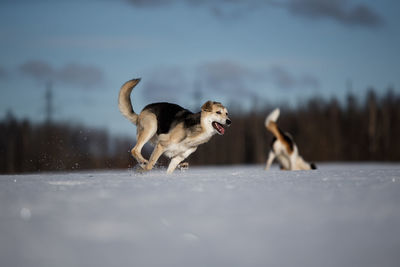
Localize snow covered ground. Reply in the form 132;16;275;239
1;163;400;267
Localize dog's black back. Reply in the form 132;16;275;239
144;102;201;135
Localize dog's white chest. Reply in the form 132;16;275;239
164;143;190;158
163;131;212;158
272;141;291;169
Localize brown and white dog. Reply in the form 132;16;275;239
265;108;316;171
118;78;231;173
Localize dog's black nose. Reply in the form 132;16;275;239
226;119;231;125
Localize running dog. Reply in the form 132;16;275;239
118;78;231;173
264;108;316;171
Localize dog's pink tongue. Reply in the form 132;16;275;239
217;124;225;135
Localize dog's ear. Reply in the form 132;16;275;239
201;101;213;112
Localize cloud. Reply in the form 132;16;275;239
19;61;54;82
197;60;261;98
57;63;104;88
19;60;105;88
126;0;174;8
139;62;264;110
141;66;190;103
198;60;320;94
126;0;261;20
137;62;320;109
140;62;262;105
125;0;383;28
282;0;383;27
268;65;320;90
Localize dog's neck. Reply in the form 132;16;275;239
184;112;215;146
201;111;218;133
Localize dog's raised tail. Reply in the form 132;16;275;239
118;78;141;125
265;108;280;129
265;108;295;155
265;108;282;140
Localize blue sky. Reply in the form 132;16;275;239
1;0;399;136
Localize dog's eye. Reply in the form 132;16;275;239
216;111;221;114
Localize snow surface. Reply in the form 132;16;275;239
1;163;400;267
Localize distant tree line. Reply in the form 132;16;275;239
0;114;133;173
1;89;400;173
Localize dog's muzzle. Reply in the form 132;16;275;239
212;119;231;135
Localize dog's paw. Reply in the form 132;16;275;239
138;160;149;169
132;164;149;173
178;162;189;171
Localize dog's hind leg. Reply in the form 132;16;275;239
131;114;157;168
265;151;276;170
143;143;165;171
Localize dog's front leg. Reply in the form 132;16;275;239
167;147;196;174
167;156;185;174
288;155;296;171
265;151;275;170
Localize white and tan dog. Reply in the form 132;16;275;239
118;78;231;173
265;108;316;171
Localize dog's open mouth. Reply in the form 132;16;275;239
212;121;225;135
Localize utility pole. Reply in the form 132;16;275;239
346;79;353;92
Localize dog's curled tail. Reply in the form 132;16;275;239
118;78;141;125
